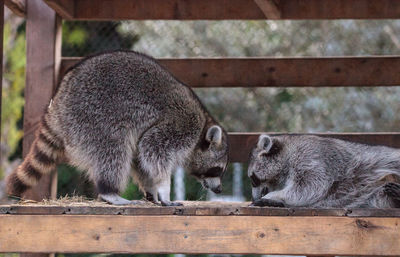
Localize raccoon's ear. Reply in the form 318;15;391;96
257;135;281;157
206;125;222;146
257;134;273;153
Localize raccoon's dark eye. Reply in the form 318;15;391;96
203;167;223;178
250;173;262;187
191;171;204;179
198;139;211;151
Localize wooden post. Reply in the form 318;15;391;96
0;1;3;147
23;0;61;201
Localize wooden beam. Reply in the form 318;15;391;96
228;132;400;162
43;0;74;20
4;0;25;17
254;0;281;19
0;215;400;255
61;56;400;88
46;0;400;20
1;202;400;217
24;0;61;200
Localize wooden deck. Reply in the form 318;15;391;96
1;201;400;255
2;201;400;217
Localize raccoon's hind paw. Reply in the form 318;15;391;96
99;193;133;205
250;198;285;207
161;200;183;207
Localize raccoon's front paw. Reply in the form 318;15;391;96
161;200;183;207
250;198;285;207
99;193;133;205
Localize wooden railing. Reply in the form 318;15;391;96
1;202;400;255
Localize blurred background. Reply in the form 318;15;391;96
1;6;400;257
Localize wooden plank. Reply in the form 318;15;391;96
0;215;399;255
254;0;281;19
23;0;61;200
43;0;74;19
229;132;400;162
61;56;400;88
46;0;400;20
1;202;400;217
4;0;25;17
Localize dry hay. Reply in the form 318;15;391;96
10;195;248;208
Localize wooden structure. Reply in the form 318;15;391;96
1;0;400;255
1;202;400;255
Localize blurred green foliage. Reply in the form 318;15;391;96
62;21;139;56
1;21;25;178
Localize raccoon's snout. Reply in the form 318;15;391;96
203;177;223;194
252;185;268;201
203;179;209;188
212;184;222;194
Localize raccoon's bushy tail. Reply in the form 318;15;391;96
6;116;64;197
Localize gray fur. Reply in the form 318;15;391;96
248;134;400;208
30;51;229;205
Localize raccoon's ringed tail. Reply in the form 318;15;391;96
6;117;64;197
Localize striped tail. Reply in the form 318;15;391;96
6;116;64;197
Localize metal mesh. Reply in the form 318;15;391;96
62;21;139;56
63;20;400;57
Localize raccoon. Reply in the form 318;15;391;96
7;50;229;206
248;134;400;208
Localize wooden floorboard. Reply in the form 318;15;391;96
0;213;399;255
1;203;399;254
1;202;400;217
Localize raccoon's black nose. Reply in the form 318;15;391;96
212;185;222;194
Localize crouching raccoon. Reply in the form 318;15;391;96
7;50;229;206
248;134;400;208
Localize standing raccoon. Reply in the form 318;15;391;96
248;134;400;208
7;50;229;205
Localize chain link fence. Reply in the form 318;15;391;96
63;20;400;57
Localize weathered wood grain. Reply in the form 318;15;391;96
0;215;399;255
61;56;400;87
45;0;400;20
1;202;400;217
23;0;61;201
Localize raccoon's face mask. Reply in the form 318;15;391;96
188;125;229;194
248;134;283;200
